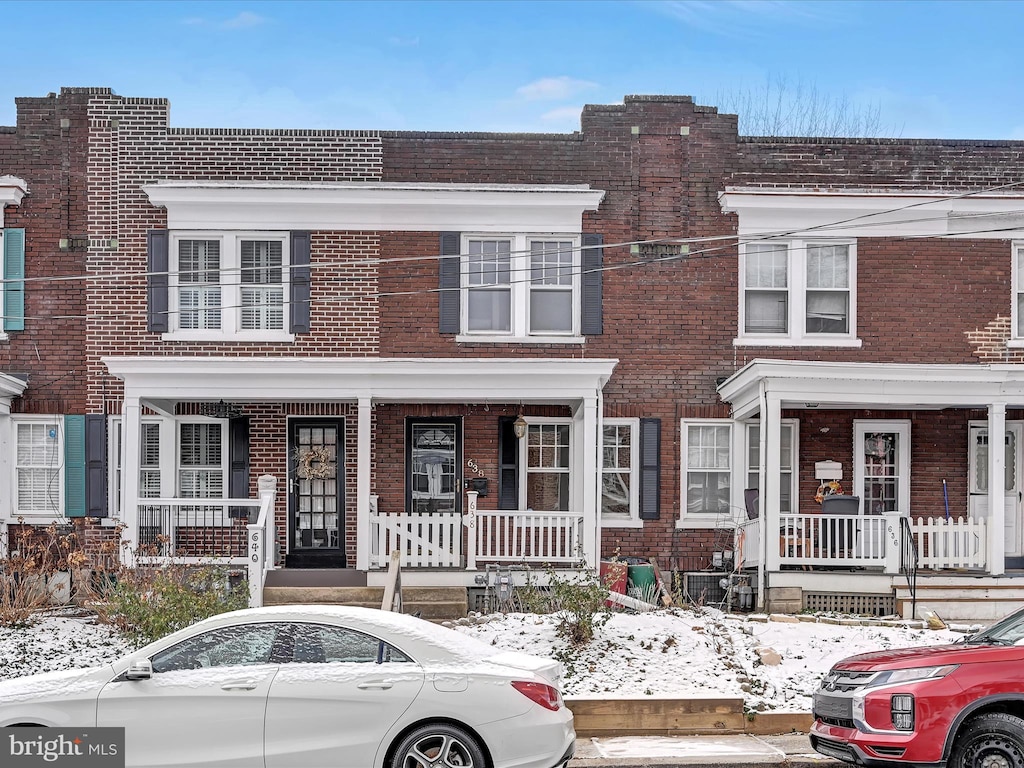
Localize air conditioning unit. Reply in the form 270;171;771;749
682;572;729;607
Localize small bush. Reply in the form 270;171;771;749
0;522;86;627
95;563;248;646
520;568;612;646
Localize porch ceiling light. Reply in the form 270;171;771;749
200;400;243;419
513;414;528;440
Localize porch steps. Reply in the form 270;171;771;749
894;576;1024;623
262;584;469;622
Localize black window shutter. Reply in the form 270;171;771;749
85;414;108;518
497;416;519;509
147;230;169;333
290;231;311;334
639;418;661;520
581;233;603;335
228;417;251;519
439;232;461;334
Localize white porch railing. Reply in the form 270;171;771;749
911;516;988;570
135;499;259;564
246;476;280;608
473;510;584;565
369;510;462;568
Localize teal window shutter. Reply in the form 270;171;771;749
3;228;26;331
64;415;87;517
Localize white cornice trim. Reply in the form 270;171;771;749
718;359;1024;419
0;372;28;413
102;356;618;404
143;182;606;233
0;176;27;228
719;188;1024;239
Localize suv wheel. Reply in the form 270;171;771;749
951;713;1024;768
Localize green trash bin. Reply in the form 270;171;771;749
627;563;656;595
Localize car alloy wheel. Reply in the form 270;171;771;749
392;723;486;768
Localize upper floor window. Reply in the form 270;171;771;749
462;234;580;340
740;240;857;346
1014;242;1024;340
168;232;289;341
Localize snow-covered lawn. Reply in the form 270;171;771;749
0;607;972;713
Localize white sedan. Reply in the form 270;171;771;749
0;605;576;768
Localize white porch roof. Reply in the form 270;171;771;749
102;356;618;412
718;359;1024;419
0;372;28;415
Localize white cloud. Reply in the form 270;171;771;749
222;11;267;29
516;76;598;102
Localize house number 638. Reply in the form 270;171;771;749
466;459;485;477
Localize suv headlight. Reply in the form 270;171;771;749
870;664;958;686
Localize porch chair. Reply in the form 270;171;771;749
821;495;860;557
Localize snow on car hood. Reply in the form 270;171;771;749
0;666;111;703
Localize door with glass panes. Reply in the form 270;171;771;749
288;420;344;567
969;423;1023;560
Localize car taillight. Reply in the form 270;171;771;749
511;680;562;711
891;694;915;731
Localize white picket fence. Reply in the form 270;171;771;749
370;511;462;568
912;516;987;570
474;511;583;563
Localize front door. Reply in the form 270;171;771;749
405;418;462;515
288;419;345;568
969;423;1023;560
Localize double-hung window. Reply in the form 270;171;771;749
745;421;798;514
741;239;857;345
14;418;63;518
681;420;732;526
463;234;579;339
525;421;571;511
169;232;289;340
1013;242;1024;342
602;419;641;526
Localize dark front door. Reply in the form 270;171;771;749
406;418;462;515
288;419;345;568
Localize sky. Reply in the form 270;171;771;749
1;1;1023;140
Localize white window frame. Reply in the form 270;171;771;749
737;238;860;347
854;419;911;517
12;415;64;520
744;419;799;515
601;418;642;528
1010;241;1024;346
166;231;292;342
457;233;584;344
0;229;7;343
520;417;573;513
679;419;734;529
108;415;229;526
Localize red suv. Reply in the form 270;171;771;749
811;608;1024;768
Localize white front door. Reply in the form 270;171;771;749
969;423;1023;558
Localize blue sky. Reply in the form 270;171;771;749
3;0;1023;139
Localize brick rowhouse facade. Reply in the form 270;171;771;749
6;86;1024;599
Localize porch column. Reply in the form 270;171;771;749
355;397;372;571
121;395;142;568
578;394;599;569
763;392;783;572
988;402;1007;576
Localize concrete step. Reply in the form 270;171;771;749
894;580;1024;622
261;584;468;622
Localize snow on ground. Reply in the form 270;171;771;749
0;607;973;713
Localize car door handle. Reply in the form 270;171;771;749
221;680;258;691
357;681;393;690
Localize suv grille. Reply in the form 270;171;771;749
821;669;878;693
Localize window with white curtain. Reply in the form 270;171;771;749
741;239;856;344
170;231;289;340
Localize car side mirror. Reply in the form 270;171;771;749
125;660;153;681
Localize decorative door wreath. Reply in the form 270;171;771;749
294;446;336;480
814;480;845;504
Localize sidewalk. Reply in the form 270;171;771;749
569;732;840;767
